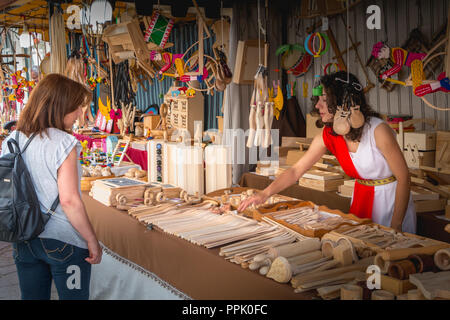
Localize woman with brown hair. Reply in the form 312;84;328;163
1;73;102;300
239;71;416;234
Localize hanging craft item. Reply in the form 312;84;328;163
371;41;450;98
49;9;67;75
323;63;341;75
312;75;323;97
143;11;174;48
302;82;308;98
276;44;313;78
4;68;35;104
304;32;330;58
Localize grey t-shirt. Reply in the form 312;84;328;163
1;128;87;249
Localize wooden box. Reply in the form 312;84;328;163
404;149;435;169
436;131;450;170
299;170;344;192
250;201;370;238
306;113;323;138
411;186;440;201
370;274;416;296
404;131;436;151
286;150;306;166
414;199;446;213
299;177;344;192
142;115;160;131
90;177;149;206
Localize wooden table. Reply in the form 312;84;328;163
82;192;316;300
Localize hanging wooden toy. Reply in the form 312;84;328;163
371;41;450;97
144;11;174;49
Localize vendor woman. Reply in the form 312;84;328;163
238;71;416;233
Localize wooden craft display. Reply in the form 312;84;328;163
250;201;369;238
327;224;448;270
90;177;149;206
163;86;204;138
219;217;309;268
128;202;281;249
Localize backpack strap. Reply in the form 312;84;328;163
46;196;60;216
7;131;37;154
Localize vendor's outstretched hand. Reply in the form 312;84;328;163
237;192;268;212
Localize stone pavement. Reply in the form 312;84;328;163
0;241;58;300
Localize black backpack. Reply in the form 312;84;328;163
0;131;59;242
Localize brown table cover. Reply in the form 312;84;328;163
239;172;450;243
82;192;315;300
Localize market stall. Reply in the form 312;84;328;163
0;0;449;302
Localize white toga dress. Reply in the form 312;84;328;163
348;117;416;233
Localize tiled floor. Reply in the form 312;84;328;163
0;241;58;300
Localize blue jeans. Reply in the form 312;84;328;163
12;238;91;300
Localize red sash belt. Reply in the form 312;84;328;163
322;127;374;219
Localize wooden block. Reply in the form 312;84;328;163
306;114;323;138
143;115;160;130
338;184;354;197
379;274;416;296
404;131;436;151
414;199;446;213
436;131;450;171
344;180;356;187
286;150;306;166
303;170;343;181
299;177;344;192
411;186;440;201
